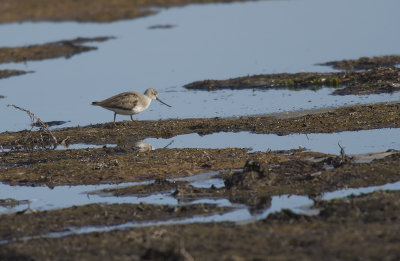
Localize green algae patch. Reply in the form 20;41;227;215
185;66;400;95
1;101;400;148
2;190;400;260
0;37;113;64
0;202;232;242
0;0;256;24
184;72;342;91
319;55;400;71
332;66;400;95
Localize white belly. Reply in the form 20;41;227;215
105;104;149;115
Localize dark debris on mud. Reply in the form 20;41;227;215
225;151;400;195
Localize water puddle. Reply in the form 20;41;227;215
172;171;225;189
57;143;113;150
3;180;400;245
0;171;229;214
0;0;400;131
0;182;177;214
145;128;400;155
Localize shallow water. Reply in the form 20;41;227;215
0;182;177;214
2;179;400;244
46;126;400;156
0;0;399;131
46;127;400;156
0;171;228;214
145;128;400;155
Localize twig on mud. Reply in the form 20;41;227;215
7;104;58;149
163;140;174;149
338;142;350;163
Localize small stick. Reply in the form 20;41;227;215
7;104;58;147
338;142;347;163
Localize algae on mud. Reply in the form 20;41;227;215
1;190;400;260
185;66;400;95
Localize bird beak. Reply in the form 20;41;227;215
156;97;171;107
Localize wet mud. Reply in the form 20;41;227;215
224;150;400;195
148;24;176;30
90;178;189;197
0;198;28;208
1;101;399;147
0;37;113;64
0;203;231;242
0;147;284;186
185;62;400;95
90;150;400;202
1;190;400;260
0;69;30;80
319;55;400;71
0;37;113;83
0;0;254;24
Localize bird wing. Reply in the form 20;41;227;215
96;92;139;110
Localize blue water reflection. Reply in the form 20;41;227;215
0;0;399;132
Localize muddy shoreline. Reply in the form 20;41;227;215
1;101;399;147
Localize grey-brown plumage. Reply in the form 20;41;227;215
92;88;171;126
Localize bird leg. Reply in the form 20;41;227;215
130;115;139;124
113;112;117;127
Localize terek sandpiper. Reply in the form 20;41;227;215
92;88;171;126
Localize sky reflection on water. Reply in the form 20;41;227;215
0;0;399;131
